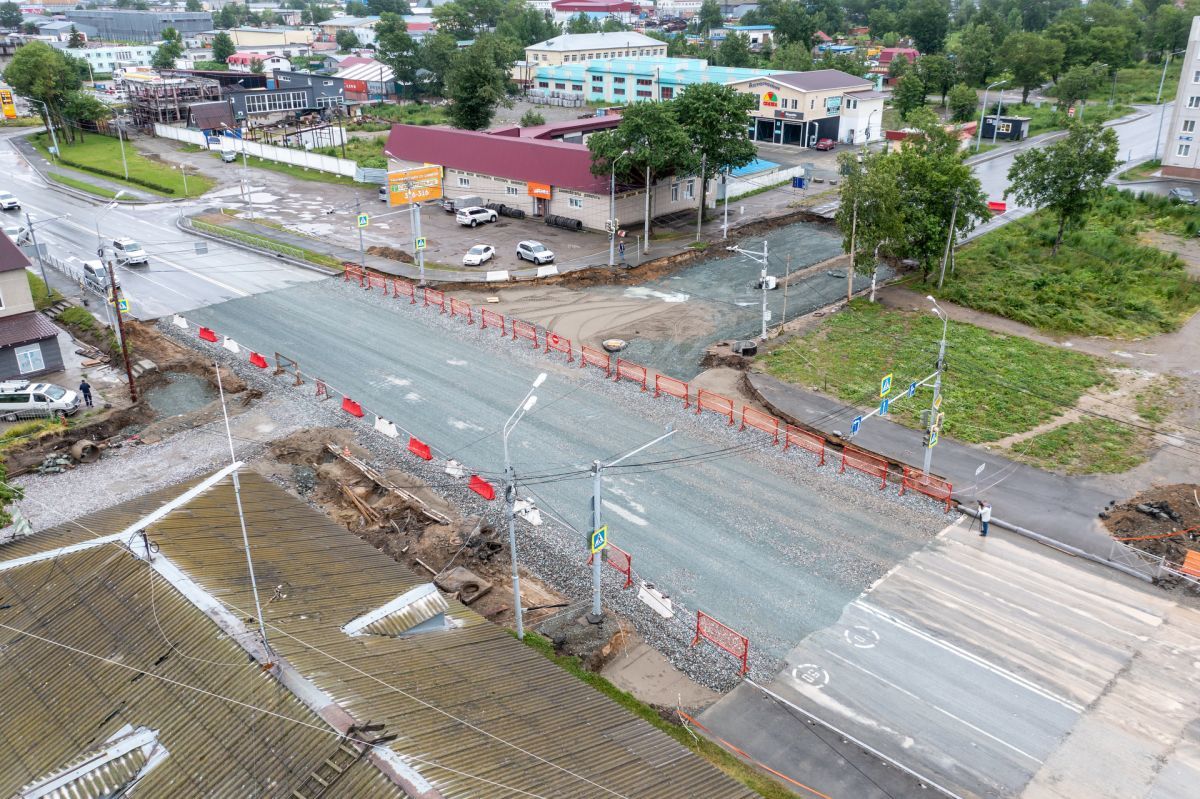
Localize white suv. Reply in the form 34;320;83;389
516;240;555;264
456;206;498;227
112;238;148;266
0;380;81;420
0;192;20;211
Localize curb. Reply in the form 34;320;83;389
175;216;339;277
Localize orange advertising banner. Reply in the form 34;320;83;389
527;181;552;199
387;165;443;206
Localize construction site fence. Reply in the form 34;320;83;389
480;309;506;334
544;332;573;362
580;345;611;376
692;610;750;676
695;389;735;425
449;298;474;324
154;123;361;180
840;447;889;489
899;466;953;512
741;406;780;444
423;287;446;313
588;543;634;589
654;374;689;407
783;424;825;465
614;359;647;391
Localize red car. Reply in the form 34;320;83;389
814;138;836;151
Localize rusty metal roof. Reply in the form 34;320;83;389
0;472;757;798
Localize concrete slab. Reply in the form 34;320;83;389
602;638;721;710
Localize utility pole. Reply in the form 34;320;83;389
694;152;706;243
1154;49;1186;161
102;245;137;403
728;240;770;340
937;193;959;290
355;194;366;270
116;121;129;180
643;163;651;253
588;428;676;624
847;199;857;304
778;253;791;335
25;212;48;288
923;298;948;476
502;373;546;639
608;150;629;267
722;169;730;240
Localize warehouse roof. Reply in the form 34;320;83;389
528;30;660;51
0;469;755;798
730;68;872;92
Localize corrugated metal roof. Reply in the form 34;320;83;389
0;473;756;798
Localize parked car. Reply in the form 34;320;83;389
0;192;20;210
456;206;498;227
516;240;555;264
442;195;484;213
463;244;495;265
111;238;148;266
1168;187;1197;205
81;259;116;293
220;149;238;163
0;380;81;420
813;138;836;151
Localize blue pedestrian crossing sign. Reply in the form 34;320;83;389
357;212;369;228
851;415;862;435
929;428;939;447
590;524;608;554
415;237;427;251
880;398;890;416
907;381;917;398
117;298;129;313
880;373;893;397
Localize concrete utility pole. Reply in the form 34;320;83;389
728;240;770;339
722;169;730;240
778;253;791;335
924;297;948;476
608;150;629;267
694;152;706;243
588;428;676;624
643;162;651;253
94;192;136;402
25;212;49;288
502;372;546;640
937;193;959;290
847;199;858;304
355;194;366;270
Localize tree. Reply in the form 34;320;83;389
0;2;22;28
250;57;265;74
368;0;412;13
211;32;236;63
769;41;813;72
716;32;751;67
743;0;814;46
218;5;236;28
67;25;85;48
3;42;82;141
1006;121;1118;253
519;109;544;127
151;26;183;69
836;151;905;293
374;13;419;98
445;36;514;130
954;23;996;85
1054;64;1102;109
495;6;558;47
698;0;721;32
61;90;110;130
673;83;756;222
346;0;370;14
566;12;597;34
1086;26;1136;72
822;51;870;78
916;53;954;105
902;0;950;54
947;83;978;122
600;16;625;32
1002;32;1057;103
185;0;202;10
335;29;360;51
588;101;696;239
894;72;927;119
0;461;21;529
887;53;910;80
417;31;458;96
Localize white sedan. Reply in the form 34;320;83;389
463;244;495;266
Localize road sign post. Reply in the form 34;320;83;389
357;212;369;228
880;373;893;397
590;524;608;554
851;415;862;435
879;398;890;416
415;236;427;251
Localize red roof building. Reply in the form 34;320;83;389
878;47;920;66
551;0;639;13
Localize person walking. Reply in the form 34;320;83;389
978;500;992;537
78;376;93;408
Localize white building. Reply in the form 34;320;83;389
226;52;292;73
525;31;666;66
1163;16;1200;179
69;44;159;75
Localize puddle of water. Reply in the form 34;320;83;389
142;373;217;418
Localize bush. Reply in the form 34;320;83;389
519;109;545;127
947;83;977;122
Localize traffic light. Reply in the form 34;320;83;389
921;429;931;448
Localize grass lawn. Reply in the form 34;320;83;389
314;135;387;167
1112;62;1178;105
996;101;1133;136
1012;418;1147;474
26;271;61;310
936;188;1200;338
47;172;120;198
519;633;796;799
32;132;214;197
360;102;449;126
762;300;1111;444
1117;158;1162;181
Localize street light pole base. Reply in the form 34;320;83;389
585;612;604;625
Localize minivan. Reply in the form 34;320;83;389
111;238;148;266
81;259;116;293
221;149;238;163
442;195;484;213
0;380;81;420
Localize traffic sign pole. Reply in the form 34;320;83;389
355;196;366;271
589;460;604;623
924;304;949;475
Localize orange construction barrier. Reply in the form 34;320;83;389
783;424;825;465
449;297;474;324
695;389;734;424
740;406;780;444
341;397;364;418
544;331;573;362
248;352;268;369
614;359;647;391
692;610;749;675
407;437;432;461
480;308;506;334
366;273;388;291
840;447;889;489
342;264;364;286
468;475;495;501
1181;551;1200;578
423;287;446;312
899;466;953;512
654;374;689;407
393;279;416;303
588;542;634;589
512;319;539;347
198;327;218;342
580;345;611;376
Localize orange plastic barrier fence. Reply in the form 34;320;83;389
248;352;268;369
783;424;825;465
544;331;573;362
408;437;432;461
1181;551;1200;578
654;374;689;407
899;466;953;512
341;397;364;418
588;542;633;589
449;298;474;324
343;265;364;286
741;406;780;444
198;327;218;342
692;610;750;676
580;345;611;376
512;319;539;347
614;359;647;391
840;447;889;489
695;389;734;424
423;287;446;312
987;200;1007;214
480;309;506;334
366;273;388;292
468;475;495;501
393;279;416;303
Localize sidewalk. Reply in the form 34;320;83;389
747;372;1120;558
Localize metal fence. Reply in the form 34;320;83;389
190;219;310;261
153;123;362;180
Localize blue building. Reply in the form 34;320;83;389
532;56;787;104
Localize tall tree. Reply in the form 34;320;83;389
368;0;412;13
495;6;558;47
742;0;814;46
250;58;265;74
0;1;22;28
374;13;418;98
1004;32;1062;103
1054;64;1101;109
893;72;927;119
588;101;696;240
185;0;203;10
417;31;459;97
887;53;910;80
335;28;360;51
953;23;996;85
769;41;813;71
346;1;370;14
674;83;756;221
67;25;85;48
445;35;514;130
947;83;978;122
566;12;598;34
716;32;751;67
822;51;870;78
698;0;722;32
1006;121;1119;253
916;53;954;105
211;31;236;63
3;42;82;141
836;151;905;295
902;0;950;54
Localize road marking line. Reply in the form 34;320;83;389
822;647;1044;764
855;601;1085;713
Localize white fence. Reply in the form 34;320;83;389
153;123;360;180
720;164;810;202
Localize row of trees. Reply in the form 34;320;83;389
2;41;111;143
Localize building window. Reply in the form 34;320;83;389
555;82;566;89
637;90;651;97
636;78;652;86
1194;70;1200;83
810;98;815;109
458;177;470;187
316;96;343;108
1179;143;1191;157
506;186;518;195
1189;96;1200;108
613;76;625;83
572;84;583;91
613;88;625;95
1184;120;1197;134
997;122;1012;133
15;344;44;375
538;81;549;88
592;75;603;82
569;197;582;208
684;179;695;200
243;90;309;114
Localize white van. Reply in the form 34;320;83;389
0;380;81;420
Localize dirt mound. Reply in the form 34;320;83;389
269;427;362;464
367;245;415;263
1102;483;1200;561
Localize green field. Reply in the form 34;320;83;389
1012;417;1147;474
33;132;214;197
359;102;449;126
993;101;1133;137
314;135;387;168
763;300;1110;444
937;188;1200;338
47;172;120;198
209;149;363;186
1112;62;1179;105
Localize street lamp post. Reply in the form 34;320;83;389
115;119;129;180
588;428;676;623
23;212;70;289
923;297;948;476
608;150;629;267
864;108;879;144
1154;49;1187;162
976;79;1008;152
26;97;60;162
991;85;1004;146
501;372;547;640
728;240;770;339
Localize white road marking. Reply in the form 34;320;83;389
601;499;648;527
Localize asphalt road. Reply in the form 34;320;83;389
2;131;324;319
185;279;950;661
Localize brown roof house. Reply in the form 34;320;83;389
0;233;62;380
0;467;757;798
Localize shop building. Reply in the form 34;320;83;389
532;55;784;103
726;69;884;147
